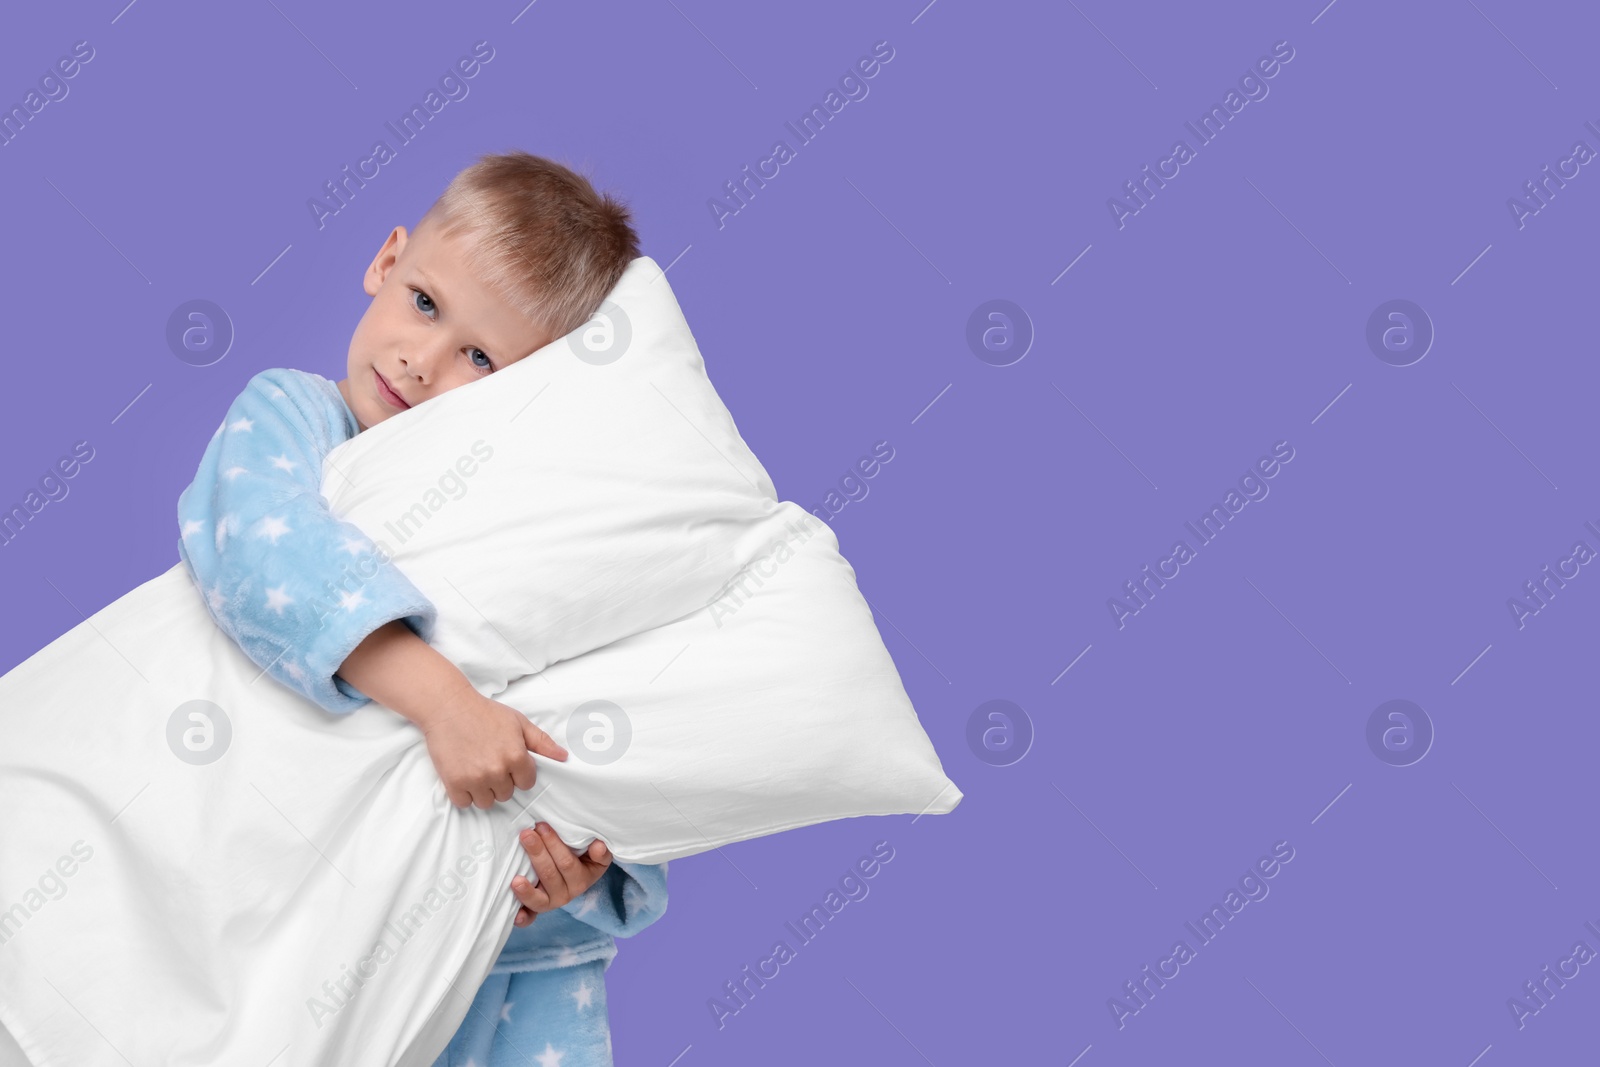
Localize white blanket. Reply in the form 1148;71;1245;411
0;257;960;1065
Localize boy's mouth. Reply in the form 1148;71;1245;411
374;368;411;410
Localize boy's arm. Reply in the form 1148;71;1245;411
176;367;438;715
337;619;569;808
332;618;469;730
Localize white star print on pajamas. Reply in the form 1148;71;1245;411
433;959;615;1067
570;980;594;1011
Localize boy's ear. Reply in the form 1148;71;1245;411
363;226;409;296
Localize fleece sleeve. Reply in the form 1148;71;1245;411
175;367;438;714
561;860;669;937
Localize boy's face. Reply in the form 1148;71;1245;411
339;218;553;432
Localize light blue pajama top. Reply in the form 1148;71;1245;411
175;366;668;978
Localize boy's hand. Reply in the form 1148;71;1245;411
420;690;568;809
336;621;565;807
510;823;613;926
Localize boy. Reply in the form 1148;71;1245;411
176;151;667;1066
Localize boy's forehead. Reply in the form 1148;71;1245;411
408;226;494;307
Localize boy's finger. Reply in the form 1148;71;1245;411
511;874;550;912
539;823;584;884
574;840;612;888
521;827;570;903
511;752;537;792
522;721;569;762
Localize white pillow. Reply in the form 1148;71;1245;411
321;257;961;863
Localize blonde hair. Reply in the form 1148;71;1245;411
422;150;640;343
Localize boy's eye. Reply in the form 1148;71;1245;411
411;288;490;371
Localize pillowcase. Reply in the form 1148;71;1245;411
321;256;961;863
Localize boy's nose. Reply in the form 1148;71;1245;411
400;341;452;382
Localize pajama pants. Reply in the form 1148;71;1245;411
433;959;614;1067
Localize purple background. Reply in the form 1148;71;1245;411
2;0;1596;1063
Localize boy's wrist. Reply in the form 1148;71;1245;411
384;657;478;730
